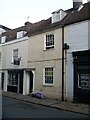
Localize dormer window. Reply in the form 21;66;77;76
52;9;66;24
17;31;26;39
1;36;7;43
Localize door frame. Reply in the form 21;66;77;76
29;70;35;93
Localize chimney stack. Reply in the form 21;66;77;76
73;0;83;10
51;9;66;24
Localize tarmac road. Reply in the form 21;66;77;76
2;96;89;118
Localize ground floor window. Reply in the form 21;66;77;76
78;73;90;90
8;73;18;86
43;67;54;85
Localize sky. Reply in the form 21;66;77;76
0;0;88;29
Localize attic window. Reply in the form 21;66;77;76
17;31;26;39
1;36;7;43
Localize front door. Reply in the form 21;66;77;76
1;73;4;90
73;50;90;104
19;70;23;94
29;71;33;93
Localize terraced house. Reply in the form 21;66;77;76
0;25;11;90
0;0;90;103
64;2;90;104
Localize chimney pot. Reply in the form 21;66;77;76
73;0;83;10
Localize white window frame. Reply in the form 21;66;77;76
17;31;24;39
44;33;54;50
12;49;18;63
1;36;6;43
43;67;54;86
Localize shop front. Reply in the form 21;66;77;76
73;50;90;104
7;70;23;94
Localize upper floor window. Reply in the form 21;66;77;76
17;31;27;39
13;49;18;61
1;36;7;43
12;49;20;65
44;34;54;50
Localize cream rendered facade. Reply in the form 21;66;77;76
0;36;32;94
0;27;66;100
28;28;65;100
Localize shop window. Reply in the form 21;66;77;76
8;73;18;86
78;73;90;90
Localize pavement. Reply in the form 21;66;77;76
2;91;90;116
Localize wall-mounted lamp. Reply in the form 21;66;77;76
63;43;69;50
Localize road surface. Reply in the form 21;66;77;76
2;96;89;118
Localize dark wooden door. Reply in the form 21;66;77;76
1;73;4;90
29;71;33;93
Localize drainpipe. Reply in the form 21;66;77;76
62;26;64;101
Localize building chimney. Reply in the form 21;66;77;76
87;0;90;2
24;21;33;26
73;0;83;10
51;9;66;24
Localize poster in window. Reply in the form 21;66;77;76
78;74;90;90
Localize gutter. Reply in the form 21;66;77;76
61;26;69;101
62;26;64;101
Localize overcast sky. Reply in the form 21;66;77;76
0;0;87;29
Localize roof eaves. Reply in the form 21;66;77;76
0;25;11;30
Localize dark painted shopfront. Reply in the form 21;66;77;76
7;70;23;94
73;50;90;104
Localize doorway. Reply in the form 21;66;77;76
1;73;4;90
29;71;33;93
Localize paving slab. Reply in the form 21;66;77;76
51;102;90;115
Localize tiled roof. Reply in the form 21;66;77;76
27;2;90;36
0;2;89;43
0;25;11;31
63;2;90;26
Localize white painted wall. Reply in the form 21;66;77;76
1;37;28;69
65;20;89;101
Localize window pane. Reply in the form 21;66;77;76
78;73;90;90
13;49;18;61
46;34;54;49
8;73;18;86
45;67;53;84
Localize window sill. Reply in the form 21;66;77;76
43;84;54;87
43;48;55;51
